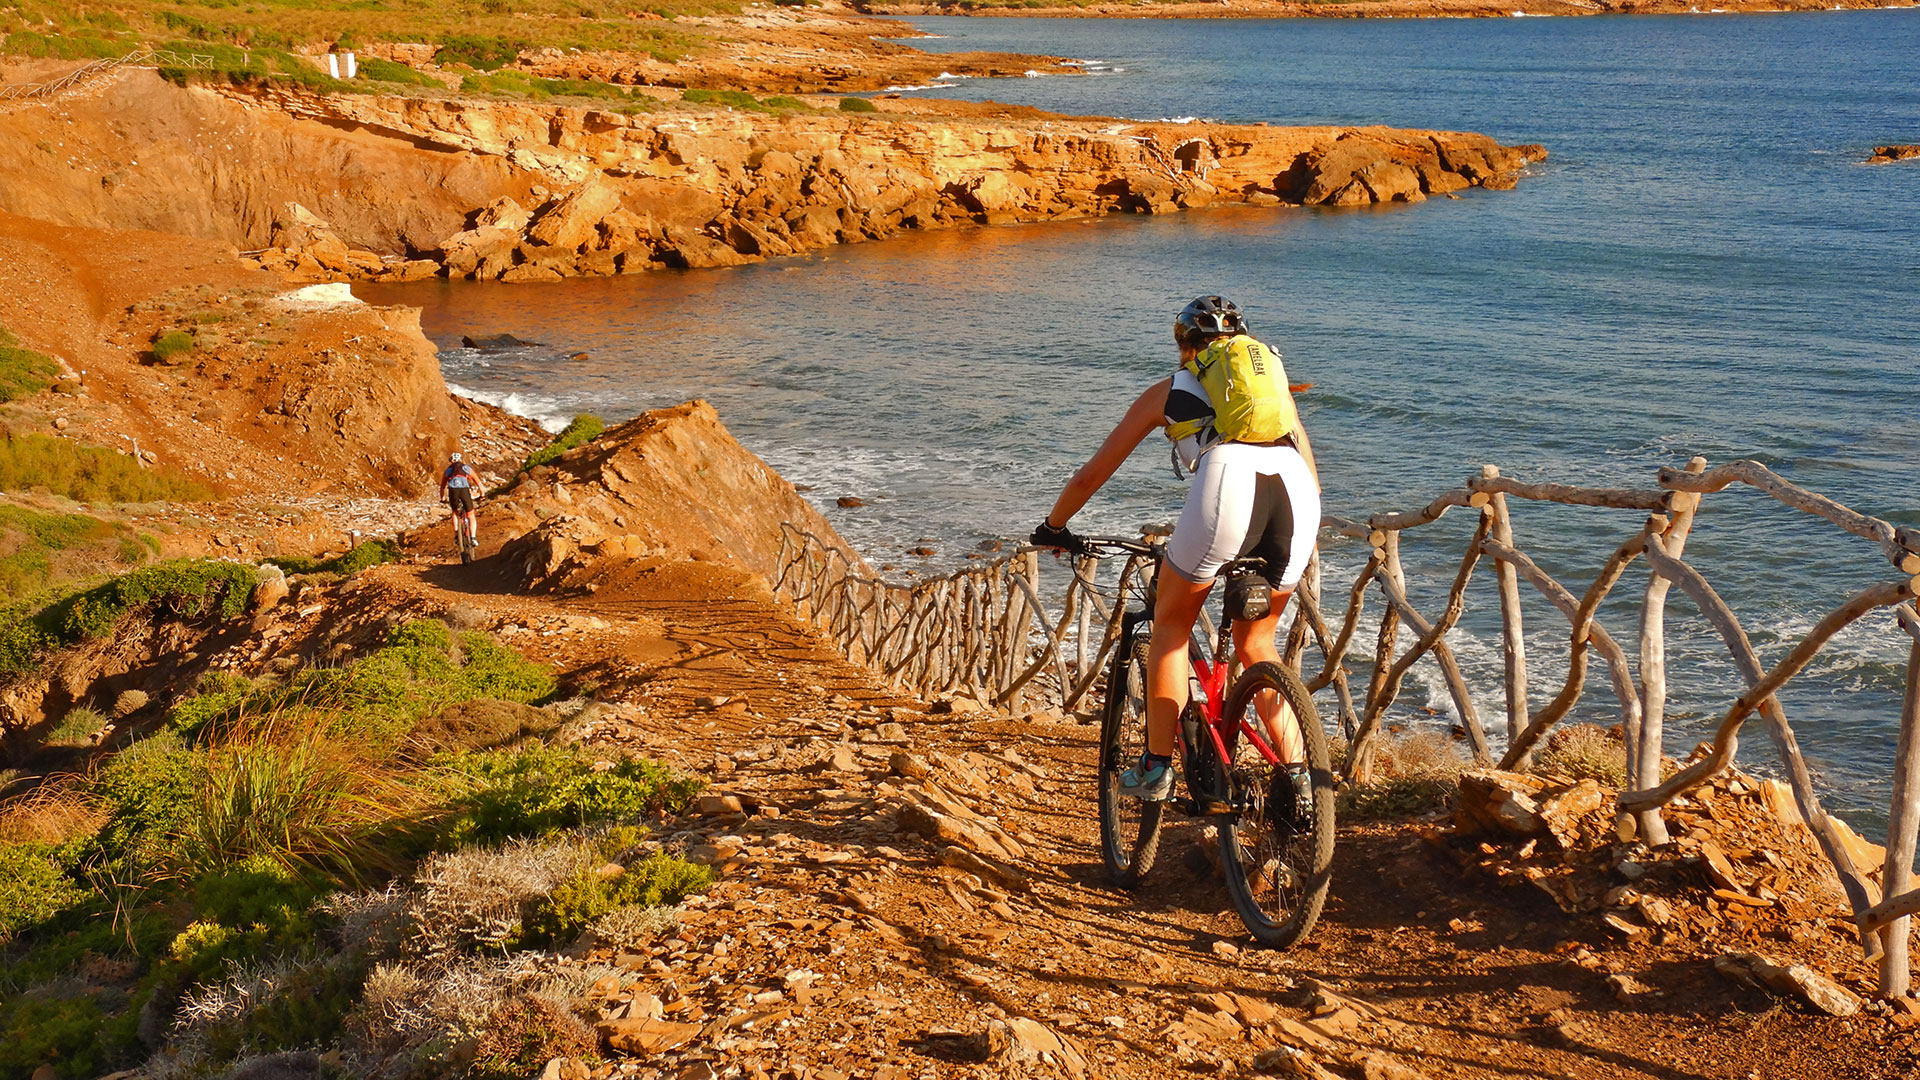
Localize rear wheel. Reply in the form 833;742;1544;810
457;517;475;564
1098;624;1164;889
1217;660;1335;948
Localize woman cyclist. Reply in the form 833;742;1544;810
1032;296;1321;800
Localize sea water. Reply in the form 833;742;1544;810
358;11;1920;827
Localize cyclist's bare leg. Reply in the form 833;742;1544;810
1232;587;1303;764
1145;562;1214;758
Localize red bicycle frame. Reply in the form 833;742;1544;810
1182;622;1286;781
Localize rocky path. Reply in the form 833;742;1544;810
310;551;1908;1080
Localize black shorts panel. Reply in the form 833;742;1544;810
1238;472;1296;590
448;487;475;514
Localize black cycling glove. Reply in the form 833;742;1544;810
1030;520;1085;554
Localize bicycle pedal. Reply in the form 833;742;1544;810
1197;799;1234;816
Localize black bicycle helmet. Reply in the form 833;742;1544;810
1173;295;1248;348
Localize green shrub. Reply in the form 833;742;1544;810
0;993;140;1080
164;671;255;738
518;849;713;946
521;414;605;472
167;620;555;748
0;558;255;675
39;558;256;642
88;732;205;871
356;56;440;87
0;843;90;943
0;506;147;602
839;96;878;113
150;330;195;363
0;328;58;403
42;707;107;747
435;34;524;70
437;743;702;848
267;538;400;576
0;432;215;502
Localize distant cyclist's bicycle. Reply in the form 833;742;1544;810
1080;536;1336;948
453;509;479;565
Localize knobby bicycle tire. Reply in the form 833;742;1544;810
1216;660;1335;948
1098;624;1164;889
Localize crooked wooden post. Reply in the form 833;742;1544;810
1882;605;1920;997
1483;464;1531;763
1633;455;1707;844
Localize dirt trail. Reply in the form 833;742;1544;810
311;543;1911;1080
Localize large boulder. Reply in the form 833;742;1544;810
525;179;624;251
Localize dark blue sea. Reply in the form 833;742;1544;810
361;11;1920;827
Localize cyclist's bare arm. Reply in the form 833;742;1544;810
1045;377;1170;527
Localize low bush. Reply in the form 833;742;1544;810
150;329;195;363
435;34;525;71
839;95;878;113
472;994;597;1080
0;558;256;675
521;413;605;472
437;744;702;848
356;56;439;87
42;706;107;748
0;432;215;503
0;843;90;943
0;328;58;403
461;70;631;100
0;506;147;603
519;849;713;947
267;538;400;576
682;87;808;114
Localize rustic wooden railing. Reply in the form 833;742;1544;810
774;458;1920;996
0;50;214;103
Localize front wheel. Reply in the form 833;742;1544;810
1217;660;1335;948
1097;624;1164;889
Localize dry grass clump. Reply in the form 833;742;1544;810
1338;729;1472;821
0;776;105;844
405;839;590;962
1534;723;1628;786
586;902;680;952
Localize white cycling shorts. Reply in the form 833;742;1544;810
1165;442;1320;590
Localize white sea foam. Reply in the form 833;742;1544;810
882;83;955;92
445;382;570;433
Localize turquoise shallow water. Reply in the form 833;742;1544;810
360;11;1920;826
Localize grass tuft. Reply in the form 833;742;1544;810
0;328;59;403
266;538;400;576
521;413;605;473
1533;723;1628;786
838;95;877;113
0;432;215;502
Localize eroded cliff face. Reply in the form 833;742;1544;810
246;86;1543;281
0;69;1541;286
462;401;865;591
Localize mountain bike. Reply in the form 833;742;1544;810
453;509;479;565
1080;536;1336;948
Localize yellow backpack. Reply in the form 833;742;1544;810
1167;335;1298;445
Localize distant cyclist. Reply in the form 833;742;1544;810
1032;296;1321;801
438;452;481;549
